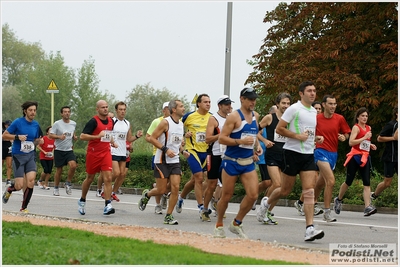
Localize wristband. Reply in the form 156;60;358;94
15;135;18;140
161;146;169;153
135;134;140;139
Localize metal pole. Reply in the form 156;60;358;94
224;2;233;96
51;93;54;125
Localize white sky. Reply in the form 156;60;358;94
2;1;280;114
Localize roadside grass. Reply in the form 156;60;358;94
2;221;302;265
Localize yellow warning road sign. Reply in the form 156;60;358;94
191;93;198;104
46;79;59;93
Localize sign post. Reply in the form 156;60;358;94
191;93;198;112
46;79;59;124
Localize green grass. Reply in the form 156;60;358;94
2;221;299;265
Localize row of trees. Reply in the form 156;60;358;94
2;24;189;149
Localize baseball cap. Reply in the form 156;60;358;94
217;95;234;105
162;102;169;109
240;87;259;99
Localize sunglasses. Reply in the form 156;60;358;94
241;87;255;95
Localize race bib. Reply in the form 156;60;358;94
196;132;206;143
171;133;183;144
219;144;227;154
274;129;287;143
239;133;256;150
304;126;315;141
20;141;34;153
45;152;53;158
360;140;371;152
126;150;130;158
8;146;12;153
101;130;112;142
63;132;73;139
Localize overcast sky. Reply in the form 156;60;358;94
2;1;280;113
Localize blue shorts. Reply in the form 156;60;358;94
221;159;255;176
187;151;207;174
13;153;37;178
314;148;338;170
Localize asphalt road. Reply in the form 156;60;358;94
2;182;398;252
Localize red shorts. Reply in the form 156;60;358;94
86;150;112;174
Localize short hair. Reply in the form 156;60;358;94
275;92;292;105
60;106;70;113
312;101;321;107
114;101;126;110
169;100;181;113
354;107;368;125
298;81;315;93
21;101;38;116
321;95;334;103
196;94;209;108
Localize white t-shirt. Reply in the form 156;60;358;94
51;119;77;151
111;118;130;157
280;100;316;154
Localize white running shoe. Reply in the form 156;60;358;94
228;221;248;239
304;226;324;241
256;197;269;222
213;226;226;238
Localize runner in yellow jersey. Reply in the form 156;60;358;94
176;94;211;217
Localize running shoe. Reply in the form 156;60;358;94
96;190;102;197
323;209;337;222
201;209;211;222
53;188;60;196
228;221;248;239
2;190;11;204
213;226;226;238
155;204;162;214
370;192;376;203
43;185;50;190
364;205;377;216
20;208;29;213
175;195;184;213
5;180;11;187
111;193;120;202
164;214;178;225
314;205;324;216
160;194;168;210
333;197;342;214
256;197;269;222
103;203;115;215
117;188;123;195
252;200;257;210
65;183;72;195
294;200;304;216
37;180;44;189
304;226;324;241
138;189;149;211
78;199;86;215
263;210;278;225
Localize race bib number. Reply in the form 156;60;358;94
171;133;183;144
304;126;315;141
196;132;206;143
45;152;53;158
101;130;112;142
274;129;287;143
20;141;34;153
116;132;127;141
63;132;73;139
239;133;256;149
360;140;371;152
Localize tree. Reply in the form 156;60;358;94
2;23;45;86
246;2;398;128
2;85;22;121
125;83;189;132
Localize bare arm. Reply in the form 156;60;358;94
205;116;219;144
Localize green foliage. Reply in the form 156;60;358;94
2;221;286;265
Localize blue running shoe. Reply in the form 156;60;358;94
78;199;86;215
103;203;115;215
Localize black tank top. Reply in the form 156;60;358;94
266;113;284;153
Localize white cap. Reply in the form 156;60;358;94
217;95;234;105
162;102;169;109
